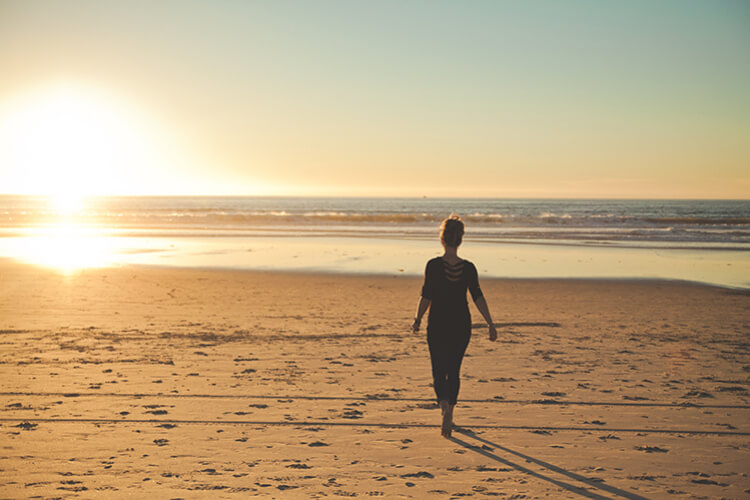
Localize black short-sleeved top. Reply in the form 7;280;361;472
421;257;483;332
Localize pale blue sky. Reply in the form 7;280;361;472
1;0;748;197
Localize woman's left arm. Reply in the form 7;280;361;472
473;295;498;341
469;264;497;341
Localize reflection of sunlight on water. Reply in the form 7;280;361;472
1;224;748;288
7;223;120;273
1;195;142;273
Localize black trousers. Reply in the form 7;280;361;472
427;327;471;405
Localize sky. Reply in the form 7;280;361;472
0;0;748;199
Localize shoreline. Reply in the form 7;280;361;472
2;222;748;288
130;261;750;292
3;256;749;292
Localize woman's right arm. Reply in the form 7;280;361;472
413;260;434;333
412;296;431;333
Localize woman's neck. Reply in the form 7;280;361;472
442;246;459;259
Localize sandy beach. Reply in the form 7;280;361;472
3;0;749;497
0;259;749;498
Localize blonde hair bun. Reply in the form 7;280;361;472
440;214;464;247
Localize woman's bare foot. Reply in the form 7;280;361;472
441;404;454;438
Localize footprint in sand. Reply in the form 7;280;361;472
684;390;715;398
307;441;330;447
342;409;364;419
634;445;668;453
286;463;312;469
401;471;434;479
599;434;620;441
691;478;726;486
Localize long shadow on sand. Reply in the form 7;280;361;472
451;427;649;500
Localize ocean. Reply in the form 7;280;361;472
1;195;748;287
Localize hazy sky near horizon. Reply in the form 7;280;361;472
0;0;748;198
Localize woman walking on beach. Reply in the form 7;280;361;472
412;215;497;438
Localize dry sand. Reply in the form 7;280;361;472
0;260;749;498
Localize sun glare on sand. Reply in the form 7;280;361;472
10;193;120;273
13;224;120;273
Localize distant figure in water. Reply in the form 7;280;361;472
412;215;497;438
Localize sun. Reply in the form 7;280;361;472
0;80;280;198
0;81;178;199
52;192;84;215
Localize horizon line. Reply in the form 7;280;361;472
0;193;748;202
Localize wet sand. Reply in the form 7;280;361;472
0;260;748;498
